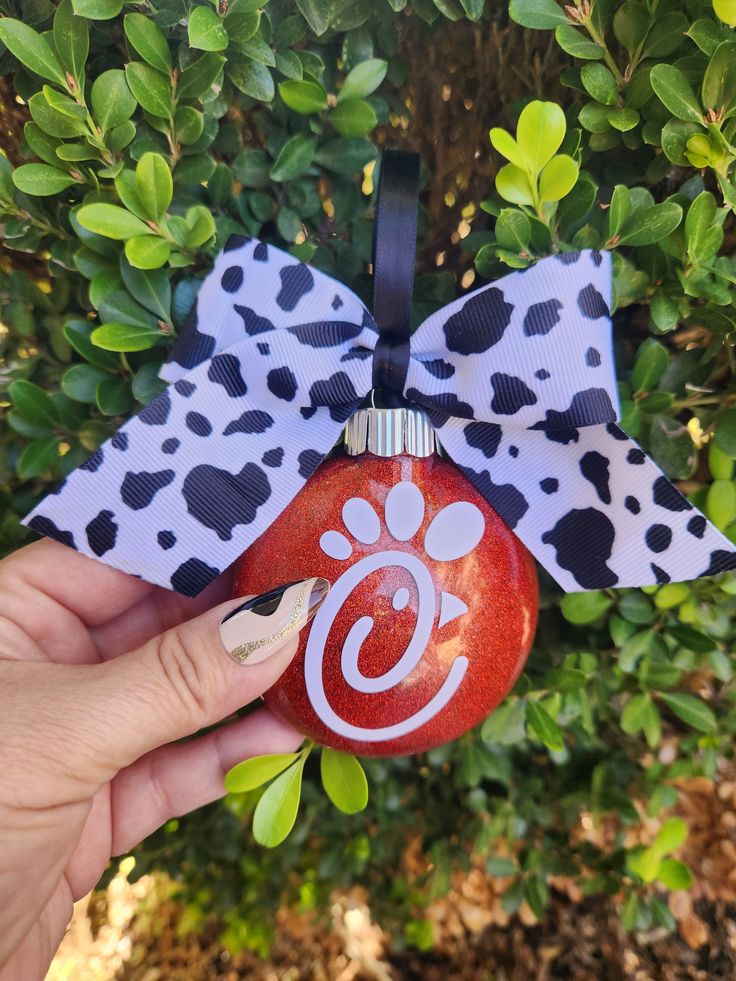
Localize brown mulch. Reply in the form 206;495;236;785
47;766;736;981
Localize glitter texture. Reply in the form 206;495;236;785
233;452;538;757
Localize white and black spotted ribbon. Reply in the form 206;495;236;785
24;238;736;595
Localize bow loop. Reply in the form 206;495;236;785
405;249;619;431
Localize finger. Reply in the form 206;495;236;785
16;578;327;790
88;568;233;661
1;539;153;627
109;706;302;856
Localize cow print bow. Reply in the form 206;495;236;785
24;237;736;596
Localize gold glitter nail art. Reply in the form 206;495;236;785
229;582;307;664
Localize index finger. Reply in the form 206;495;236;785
1;538;154;627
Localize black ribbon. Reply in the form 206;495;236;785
370;149;421;402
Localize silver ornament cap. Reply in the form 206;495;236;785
344;407;437;458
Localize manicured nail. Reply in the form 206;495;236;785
219;577;329;665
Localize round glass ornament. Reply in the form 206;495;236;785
233;407;538;757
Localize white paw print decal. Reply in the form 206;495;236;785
305;481;486;743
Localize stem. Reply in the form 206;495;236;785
584;20;626;86
10;207;68;240
671;394;736;410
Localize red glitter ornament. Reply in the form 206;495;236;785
233;407;538;757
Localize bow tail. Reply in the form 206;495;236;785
436;417;736;592
23;336;370;595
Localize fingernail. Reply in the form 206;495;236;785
219;577;329;665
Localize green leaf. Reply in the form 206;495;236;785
183;204;216;247
224;8;261;44
489;128;526;169
252;755;306;847
643;12;688;58
63;318;118;368
686;191;723;265
554;23;603;59
42;84;87;122
135;152;172;221
526;701;564;752
107;120;136;153
314;136;376;175
618;629;656;672
495;209;531;252
0;19;67;87
20;125;57;175
270;134;317;181
654;817;687;856
543;667;586;692
224;753;301;792
178;53;225;101
702;41;736;118
131;362;166;404
125;62;171;119
481;699;527;744
613;1;649;52
632;339;668;393
98;290;157;329
608;184;630;239
188;6;229;52
650;64;703;123
509;0;567;29
228;56;274;101
124;13;172;74
517;100;566;178
9;380;59;428
91;69;136;132
659;692;717;732
62;363;111;403
17;436;60;479
523;877;548;919
12;163;78;196
78;203;153;240
125;235;171;269
561;590;612;625
706;479;736;530
91;322;161;351
716;409;736;456
173;106;204;145
578;100;612;134
496;162;534;206
714;0;736;27
626;845;660;884
96;376;134;416
607;107;639;132
617;202;682;246
581;63;617;106
687;18;732;56
279;79;327;113
72;0;123;17
621;692;654;734
296;0;333;35
657;858;693;891
53;0;89;83
320;748;369;814
120;261;170;321
330;98;377;136
338;58;387;102
538;154;578;202
486;856;517;876
649;415;694;480
114;169;147;220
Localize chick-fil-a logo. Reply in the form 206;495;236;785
304;480;485;743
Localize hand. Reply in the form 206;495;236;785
0;540;323;979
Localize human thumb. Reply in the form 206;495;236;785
21;577;328;787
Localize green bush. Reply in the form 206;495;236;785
2;0;736;954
